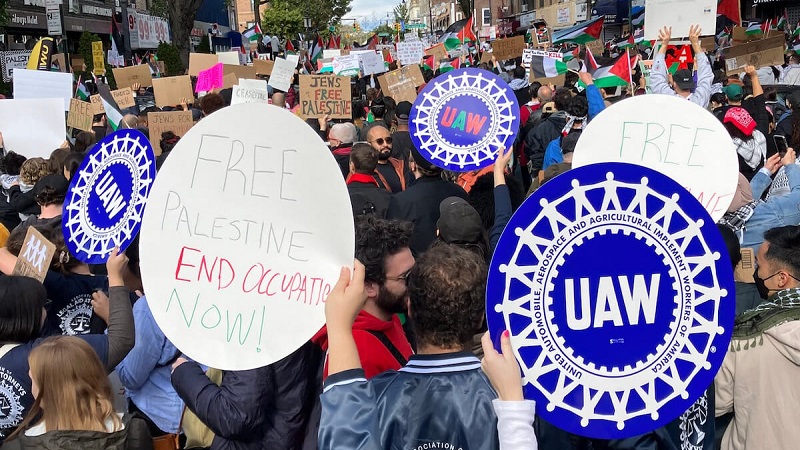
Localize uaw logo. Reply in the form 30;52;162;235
0;367;26;432
58;296;94;335
62;129;156;264
486;162;735;438
410;68;519;172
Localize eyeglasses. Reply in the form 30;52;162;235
385;269;411;282
371;137;393;146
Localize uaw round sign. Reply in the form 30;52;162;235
63;129;156;264
486;162;735;439
410;68;519;172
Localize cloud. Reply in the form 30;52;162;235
347;0;396;27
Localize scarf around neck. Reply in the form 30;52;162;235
730;287;800;352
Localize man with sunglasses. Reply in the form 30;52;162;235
715;225;800;450
368;126;413;194
312;216;414;380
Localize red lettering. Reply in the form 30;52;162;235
175;247;201;282
242;263;264;293
218;258;236;290
465;113;487;135
440;106;457;127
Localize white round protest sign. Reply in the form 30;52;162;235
572;95;738;221
140;103;354;370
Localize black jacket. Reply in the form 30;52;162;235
171;342;320;450
2;413;152;450
525;112;567;173
348;180;392;217
386;176;469;255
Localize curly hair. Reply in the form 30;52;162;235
20;158;51;185
354;216;413;285
408;244;487;349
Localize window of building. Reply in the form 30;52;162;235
482;8;491;26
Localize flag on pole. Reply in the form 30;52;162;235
285;39;296;53
76;77;90;101
745;21;765;36
778;10;788;30
590;51;637;88
310;36;324;63
440;16;477;50
100;97;124;131
529;54;569;79
717;0;741;25
552;17;604;44
242;23;262;41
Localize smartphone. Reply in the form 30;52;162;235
774;135;789;157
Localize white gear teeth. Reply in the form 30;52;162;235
497;168;729;434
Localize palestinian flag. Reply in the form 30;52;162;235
584;46;598;72
327;35;340;49
778;10;788;30
422;55;434;71
310;36;324;63
552;17;604;45
717;0;741;25
633;29;652;47
794;22;800;38
285;39;296;54
530;54;568;79
440;16;477;50
100;97;124;130
617;35;635;50
242;23;262;41
561;46;579;62
591;51;636;89
76;76;89;101
745;21;764;36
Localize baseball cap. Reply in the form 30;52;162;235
723;84;743;101
723;107;757;136
33;174;69;198
437;197;484;244
395;101;412;121
673;69;695;90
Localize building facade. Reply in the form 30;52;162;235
236;0;256;31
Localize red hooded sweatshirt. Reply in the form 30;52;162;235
312;310;413;380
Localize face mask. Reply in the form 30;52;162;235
753;267;779;300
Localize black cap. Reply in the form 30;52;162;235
33;174;69;198
673;69;695;90
410;146;437;172
437;197;483;243
396;101;412;120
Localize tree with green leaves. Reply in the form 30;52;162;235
148;0;204;70
393;3;409;24
156;42;184;76
0;0;9;26
261;0;305;37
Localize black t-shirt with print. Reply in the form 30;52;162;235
0;338;109;442
43;271;108;336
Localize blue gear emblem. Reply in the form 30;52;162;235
486;162;735;439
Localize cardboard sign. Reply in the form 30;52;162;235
425;44;448;68
139;103;355;370
487;161;735;439
267;57;295;92
152;75;194;107
644;0;716;41
572;95;738;221
63;129;156;264
254;59;274;75
112;87;136;109
68;98;93;132
480;51;493;64
492;36;526;61
397;40;426;66
735;248;755;284
147;111;194;155
378;65;425;104
222;73;239;90
410;68;519;172
189;53;220;77
217;51;241;65
231;85;269;105
90;94;105;115
12;227;56;283
0;98;65;158
13;69;73;111
299;75;352;119
732;27;779;43
723;35;785;75
223;64;258;85
0;50;31;82
333;54;360;77
112;65;153;89
360;51;386;76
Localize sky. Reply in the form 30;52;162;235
347;0;399;29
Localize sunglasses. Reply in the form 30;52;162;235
371;137;393;146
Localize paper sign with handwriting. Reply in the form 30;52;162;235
397;41;426;66
196;63;223;92
572;95;738;221
147;111;194;156
231;85;269;105
299;75;352;119
333;54;360;77
0;98;65;158
139;103;355;370
359;51;386;76
267;57;295;92
491;36;526;61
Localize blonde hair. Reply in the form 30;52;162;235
19;158;52;186
9;336;120;439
